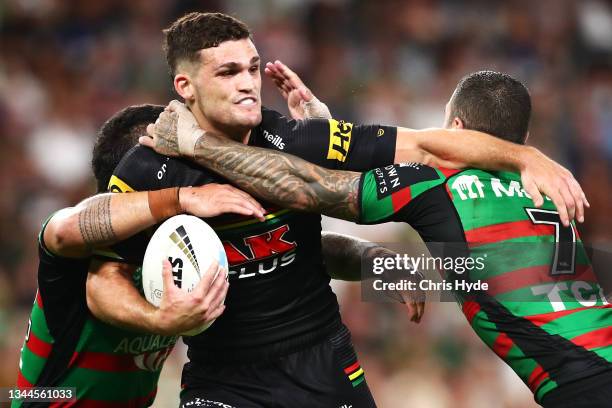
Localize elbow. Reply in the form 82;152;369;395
43;219;73;254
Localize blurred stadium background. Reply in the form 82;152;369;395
1;0;611;407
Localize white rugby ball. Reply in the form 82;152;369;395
142;214;228;336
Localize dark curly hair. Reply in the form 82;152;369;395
92;104;164;192
163;12;251;76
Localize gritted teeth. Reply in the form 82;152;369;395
237;97;257;105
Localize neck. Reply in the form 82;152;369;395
190;103;251;144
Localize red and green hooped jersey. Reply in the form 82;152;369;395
14;226;177;407
359;164;611;403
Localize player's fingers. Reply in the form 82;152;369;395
194;260;220;297
271;79;289;99
416;302;425;323
566;176;585;223
207;304;226;321
139;135;154;148
161;259;177;294
549;190;570;227
146;123;157;138
229;199;265;221
275;60;304;88
220;192;263;213
221;202;264;221
224;199;265;221
559;183;576;225
299;87;313;102
202;268;228;307
224;188;266;215
274;77;292;94
522;176;544;207
168;99;184;112
265;64;289;89
405;302;418;322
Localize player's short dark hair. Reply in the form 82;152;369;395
163;12;251;76
448;71;531;144
92;104;164;192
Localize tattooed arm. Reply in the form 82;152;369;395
195;133;361;221
43;184;265;258
142;106;361;220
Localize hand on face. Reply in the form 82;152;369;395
140;100;203;157
265;60;331;120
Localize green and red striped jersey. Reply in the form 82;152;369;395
13;224;177;407
359;164;611;403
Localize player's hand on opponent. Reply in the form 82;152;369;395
265;60;332;120
374;248;425;323
519;146;589;226
154;259;228;336
179;184;266;221
141;100;202;157
389;271;426;324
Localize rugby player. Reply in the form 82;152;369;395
17;104;397;406
92;12;589;407
145;71;609;408
13;105;238;407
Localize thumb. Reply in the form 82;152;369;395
146;123;156;137
168;99;184;112
139;135;154;147
299;87;313;102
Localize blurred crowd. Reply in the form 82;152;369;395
1;0;611;407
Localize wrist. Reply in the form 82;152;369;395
178;187;193;215
179;128;205;157
148;187;182;222
514;145;537;172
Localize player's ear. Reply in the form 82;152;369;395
174;73;195;102
452;117;464;129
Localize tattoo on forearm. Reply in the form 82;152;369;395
78;195;116;246
193;136;360;220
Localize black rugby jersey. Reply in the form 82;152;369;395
105;107;397;362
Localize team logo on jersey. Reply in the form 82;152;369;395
262;129;285;150
451;175;485;200
133;347;173;372
222;224;297;279
327;119;353;162
107;175;134;193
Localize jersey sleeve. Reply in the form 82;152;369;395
96;145;217;264
257;108;397;171
358;163;449;225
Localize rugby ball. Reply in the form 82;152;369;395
142;214;228;336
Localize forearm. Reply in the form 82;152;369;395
44;188;181;258
191;133;361;221
395;127;526;170
86;261;160;334
322;232;380;281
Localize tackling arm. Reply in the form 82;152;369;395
43;185;265;258
191;131;361;221
86;259;228;336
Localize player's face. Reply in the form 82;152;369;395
192;39;262;137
